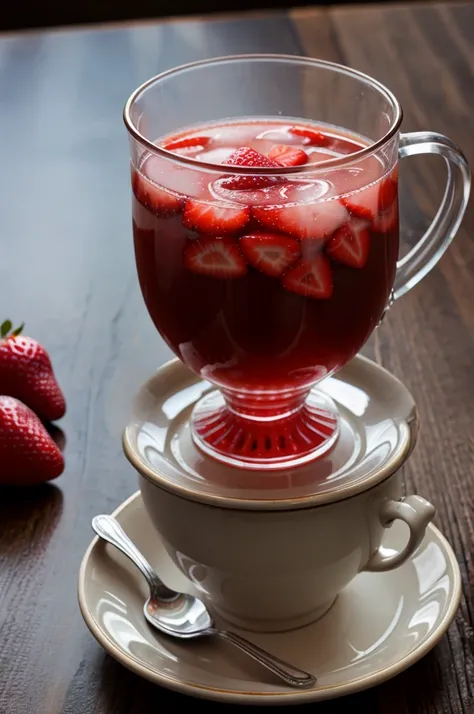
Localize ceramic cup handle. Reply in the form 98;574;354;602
365;495;436;572
392;132;470;301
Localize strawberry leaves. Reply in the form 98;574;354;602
1;320;24;338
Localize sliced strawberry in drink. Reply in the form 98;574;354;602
378;175;398;212
327;219;371;269
224;146;281;170
288;127;331;147
372;201;398;233
163;135;211;151
267;144;308;167
132;168;183;217
134;152;212;215
282;255;333;299
221;146;281;191
253;198;349;241
342;168;398;220
239;233;300;278
341;184;380;220
372;168;399;234
183;200;250;234
183;235;247;278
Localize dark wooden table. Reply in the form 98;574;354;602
0;3;473;712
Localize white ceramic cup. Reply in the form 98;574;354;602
139;470;435;632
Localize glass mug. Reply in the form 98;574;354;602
124;55;470;471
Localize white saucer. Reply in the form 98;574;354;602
123;355;419;509
78;491;461;705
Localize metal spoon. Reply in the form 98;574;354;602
92;514;316;689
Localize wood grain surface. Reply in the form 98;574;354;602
0;3;473;713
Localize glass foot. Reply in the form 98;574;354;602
191;388;340;470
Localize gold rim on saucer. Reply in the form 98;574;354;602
78;491;461;705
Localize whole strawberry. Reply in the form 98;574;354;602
0;396;64;485
0;321;65;422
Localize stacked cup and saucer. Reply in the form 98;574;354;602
78;56;470;704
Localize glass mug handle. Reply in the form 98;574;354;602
393;131;471;301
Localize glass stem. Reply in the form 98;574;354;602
221;388;310;422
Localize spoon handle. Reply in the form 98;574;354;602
92;515;176;600
216;630;316;689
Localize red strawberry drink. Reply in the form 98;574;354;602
126;56;470;471
132;119;399;468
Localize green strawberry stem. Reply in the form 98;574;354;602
1;320;24;338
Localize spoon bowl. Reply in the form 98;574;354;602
145;591;213;635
